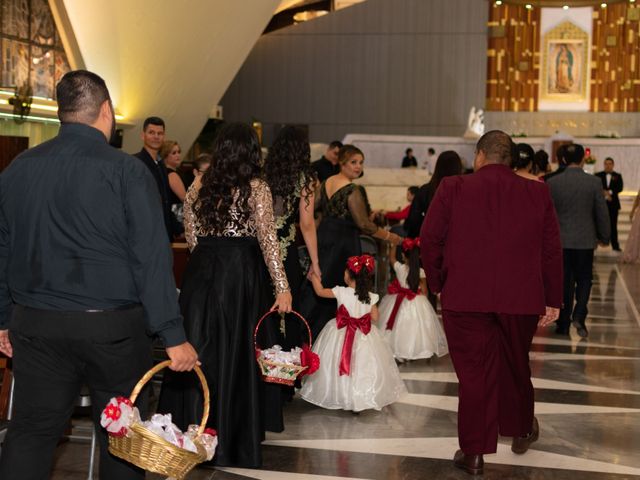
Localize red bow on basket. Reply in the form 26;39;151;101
347;255;375;275
299;343;320;377
401;237;420;252
336;304;371;376
386;279;420;330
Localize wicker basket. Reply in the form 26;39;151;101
254;309;313;386
108;360;211;480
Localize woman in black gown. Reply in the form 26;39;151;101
300;145;402;339
404;151;463;309
159;140;187;237
264;126;320;301
158;123;292;468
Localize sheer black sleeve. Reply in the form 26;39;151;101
347;185;378;235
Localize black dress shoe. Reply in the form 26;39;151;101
453;449;484;475
512;417;539;454
554;324;569;335
572;320;588;338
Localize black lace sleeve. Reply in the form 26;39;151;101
347;185;378;235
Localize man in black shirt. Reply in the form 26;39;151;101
134;116;174;241
312;140;342;182
402;148;418;168
0;70;198;480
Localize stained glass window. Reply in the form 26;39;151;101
0;0;70;99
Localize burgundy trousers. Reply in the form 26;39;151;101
442;311;539;455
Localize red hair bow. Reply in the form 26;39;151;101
401;238;420;252
347;255;375;275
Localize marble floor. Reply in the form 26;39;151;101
44;257;640;479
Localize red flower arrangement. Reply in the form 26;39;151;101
100;396;134;437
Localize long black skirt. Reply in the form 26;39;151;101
298;217;361;340
158;236;283;468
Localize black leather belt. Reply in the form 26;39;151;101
84;304;141;313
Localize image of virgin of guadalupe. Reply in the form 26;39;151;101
555;44;574;93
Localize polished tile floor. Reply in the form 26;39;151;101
48;257;640;479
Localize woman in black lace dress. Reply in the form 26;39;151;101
264;126;320;299
158;123;292;468
300;145;402;338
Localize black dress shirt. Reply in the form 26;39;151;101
0;123;186;346
312;156;340;182
402;156;418;168
134;148;174;241
404;182;434;238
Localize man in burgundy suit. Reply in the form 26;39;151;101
420;131;563;475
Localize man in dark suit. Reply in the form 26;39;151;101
134;117;174;241
548;145;610;338
595;157;623;251
421;130;563;475
311;140;342;182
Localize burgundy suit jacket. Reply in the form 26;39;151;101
420;164;563;315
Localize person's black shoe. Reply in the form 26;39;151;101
555;324;569;335
453;450;484;475
572;319;588;338
512;417;539;454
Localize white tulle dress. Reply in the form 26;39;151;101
379;262;448;360
299;286;407;412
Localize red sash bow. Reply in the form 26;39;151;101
386;279;419;331
336;304;371;376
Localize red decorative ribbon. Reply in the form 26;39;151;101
386;279;419;331
336;304;371;376
347;255;375;275
401;237;420;252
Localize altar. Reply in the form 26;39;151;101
344;133;640;195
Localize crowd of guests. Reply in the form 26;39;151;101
137;125;619;471
0;68;637;479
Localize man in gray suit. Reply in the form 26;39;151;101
548;144;610;337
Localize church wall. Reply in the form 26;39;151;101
220;0;488;144
485;110;640;137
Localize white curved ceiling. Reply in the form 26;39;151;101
54;0;281;151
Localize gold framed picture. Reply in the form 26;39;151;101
540;21;590;103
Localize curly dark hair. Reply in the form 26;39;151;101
264;125;316;214
346;267;374;304
195;122;262;233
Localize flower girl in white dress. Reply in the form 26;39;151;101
299;255;407;412
379;238;448;360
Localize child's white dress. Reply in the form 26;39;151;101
299;286;407;412
379;262;448;360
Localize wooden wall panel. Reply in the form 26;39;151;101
0;135;29;172
487;3;640;112
486;3;540;112
591;4;640;112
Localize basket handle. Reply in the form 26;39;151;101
253;309;313;351
128;360;210;437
